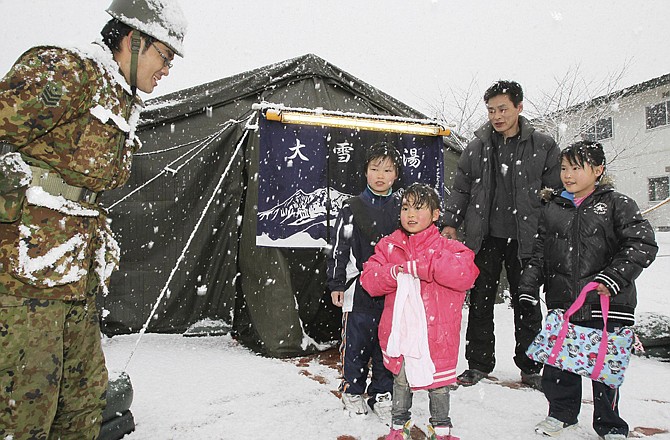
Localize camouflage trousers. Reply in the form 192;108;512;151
0;293;107;440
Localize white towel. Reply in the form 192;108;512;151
386;272;435;387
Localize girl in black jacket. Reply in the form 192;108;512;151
519;141;658;440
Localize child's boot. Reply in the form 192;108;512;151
427;424;460;440
385;420;412;440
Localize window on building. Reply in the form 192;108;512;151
648;176;669;202
584;117;613;141
646;101;669;129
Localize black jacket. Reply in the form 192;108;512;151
443;116;561;259
519;184;658;325
326;188;401;315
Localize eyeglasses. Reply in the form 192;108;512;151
152;44;173;69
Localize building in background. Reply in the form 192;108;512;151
536;73;670;231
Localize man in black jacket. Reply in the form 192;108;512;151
442;80;561;390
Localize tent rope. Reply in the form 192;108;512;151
107;119;243;211
122;111;257;371
133;138;202;156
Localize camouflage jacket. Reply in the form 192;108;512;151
0;44;142;300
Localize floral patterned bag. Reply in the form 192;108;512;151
526;282;636;388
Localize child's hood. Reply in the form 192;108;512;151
540;174;615;203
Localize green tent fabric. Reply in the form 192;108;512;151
98;53;461;357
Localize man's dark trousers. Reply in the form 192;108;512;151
465;236;543;374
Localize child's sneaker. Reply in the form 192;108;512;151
371;392;393;423
427;424;460;440
341;393;368;415
534;416;577;436
602;433;627;440
385;420;412;440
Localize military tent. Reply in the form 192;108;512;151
98;53;461;357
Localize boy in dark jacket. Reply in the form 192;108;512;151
327;142;403;422
519;141;658;439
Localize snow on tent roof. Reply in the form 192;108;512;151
140;54;425;125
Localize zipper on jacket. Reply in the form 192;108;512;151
511;141;525;257
570;202;581;311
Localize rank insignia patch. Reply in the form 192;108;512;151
40;82;63;107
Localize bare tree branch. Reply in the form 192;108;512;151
423;76;486;148
527;61;631;146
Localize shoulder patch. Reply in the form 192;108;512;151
40;82;63;107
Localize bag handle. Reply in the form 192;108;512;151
548;281;611;380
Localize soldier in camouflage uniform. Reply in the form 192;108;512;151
0;1;186;438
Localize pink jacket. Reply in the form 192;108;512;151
360;224;479;389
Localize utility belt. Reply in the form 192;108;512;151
2;143;98;205
30;166;98;204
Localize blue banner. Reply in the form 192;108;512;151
257;117;444;247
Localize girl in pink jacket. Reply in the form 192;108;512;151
361;183;479;440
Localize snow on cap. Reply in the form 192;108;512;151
106;0;187;57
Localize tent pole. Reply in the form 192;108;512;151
325;135;332;244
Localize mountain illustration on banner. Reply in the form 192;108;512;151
257;187;353;247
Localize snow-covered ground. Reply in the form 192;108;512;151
103;232;670;439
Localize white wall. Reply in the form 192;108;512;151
559;81;670;230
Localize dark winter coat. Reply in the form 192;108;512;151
326;188;401;315
443;116;561;259
519;183;658;325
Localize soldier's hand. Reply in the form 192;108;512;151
0;152;31;195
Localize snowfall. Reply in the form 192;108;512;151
102;232;670;440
